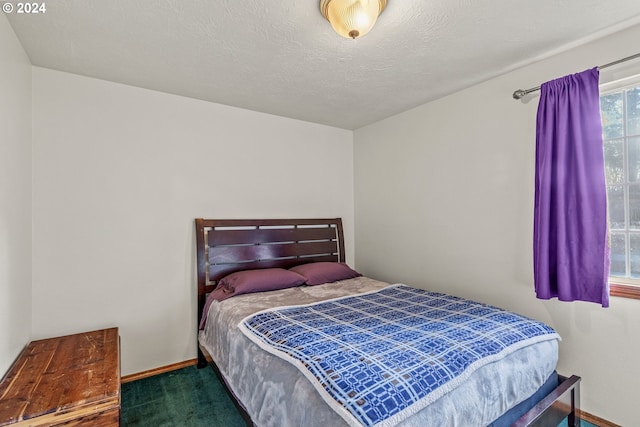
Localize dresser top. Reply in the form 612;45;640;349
0;328;120;426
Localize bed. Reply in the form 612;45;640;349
195;218;581;427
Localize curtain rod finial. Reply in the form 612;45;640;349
513;89;527;100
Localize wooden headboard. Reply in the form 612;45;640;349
195;218;345;324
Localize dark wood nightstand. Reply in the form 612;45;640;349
0;328;120;426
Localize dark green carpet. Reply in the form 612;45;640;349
121;366;245;427
121;366;598;427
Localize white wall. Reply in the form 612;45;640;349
354;24;640;426
32;68;354;375
0;15;32;376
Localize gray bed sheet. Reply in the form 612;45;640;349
198;277;559;427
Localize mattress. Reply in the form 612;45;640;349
199;276;559;427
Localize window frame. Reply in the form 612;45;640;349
601;75;640;300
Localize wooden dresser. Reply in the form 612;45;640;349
0;328;120;426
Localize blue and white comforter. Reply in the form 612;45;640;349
239;284;560;427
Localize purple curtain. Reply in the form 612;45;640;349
533;67;610;307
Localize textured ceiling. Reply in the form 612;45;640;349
6;0;640;129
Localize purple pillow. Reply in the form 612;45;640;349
218;268;306;297
289;262;361;286
199;268;306;330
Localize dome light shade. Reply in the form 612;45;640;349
320;0;387;39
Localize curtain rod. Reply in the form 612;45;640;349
512;52;640;100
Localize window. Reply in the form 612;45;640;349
601;78;640;299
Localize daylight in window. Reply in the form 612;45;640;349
602;81;640;285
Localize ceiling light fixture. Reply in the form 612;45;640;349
320;0;387;40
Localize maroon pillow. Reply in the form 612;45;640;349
218;268;306;297
199;268;306;330
289;262;361;286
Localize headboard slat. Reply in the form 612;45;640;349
208;241;338;265
208;254;340;282
208;227;337;246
